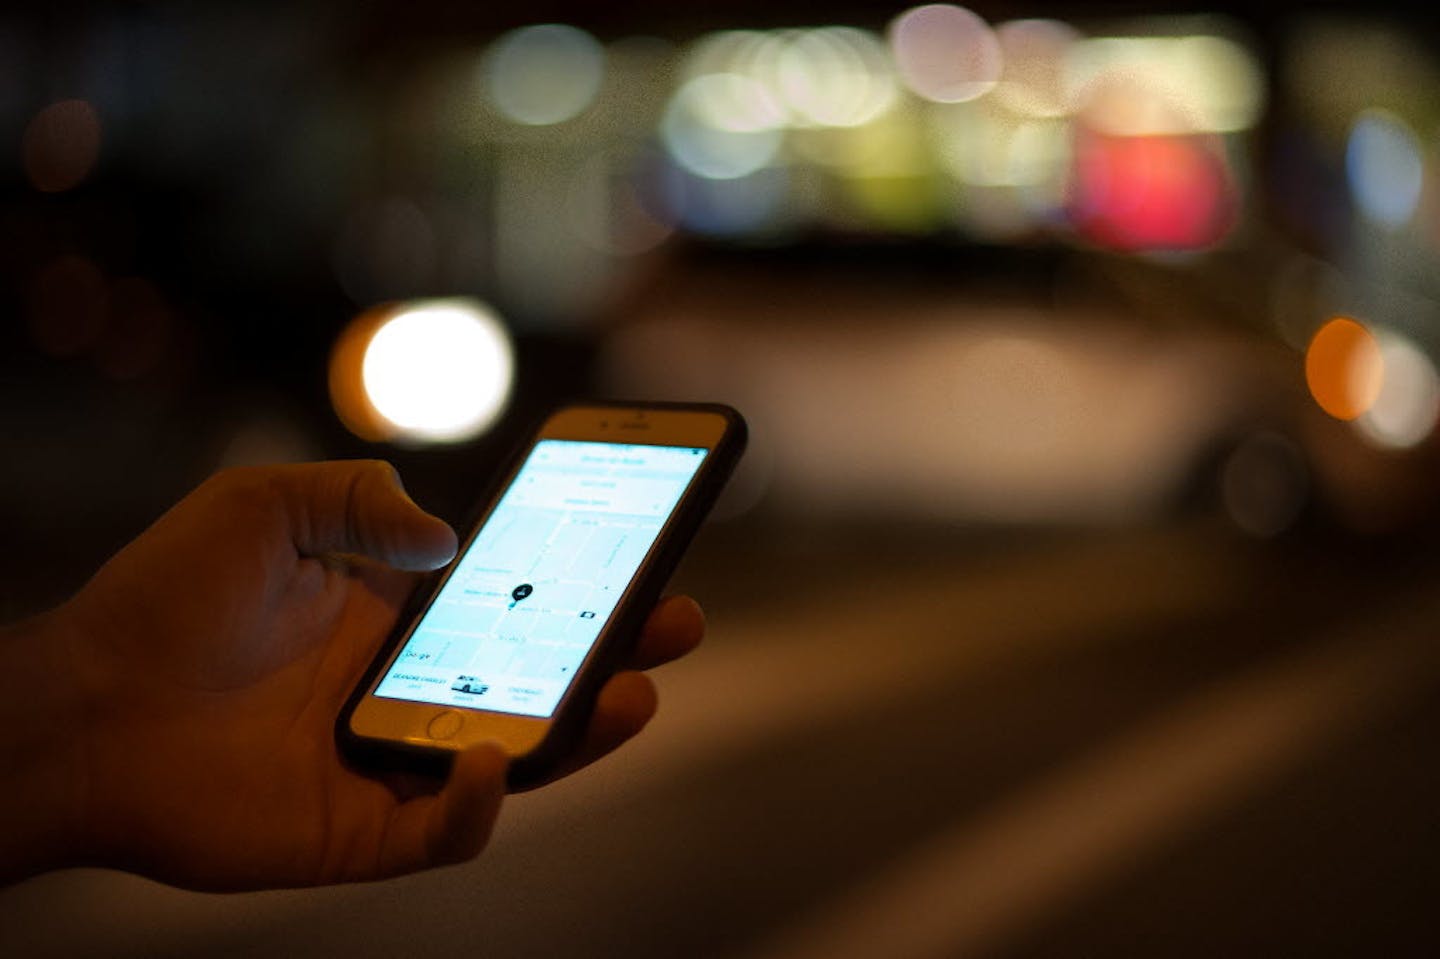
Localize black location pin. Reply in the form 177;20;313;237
509;583;533;609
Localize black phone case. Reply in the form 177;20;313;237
336;400;747;789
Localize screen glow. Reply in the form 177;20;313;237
375;440;708;717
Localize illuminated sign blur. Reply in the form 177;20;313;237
428;8;1271;279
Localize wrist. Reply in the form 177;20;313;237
0;610;93;883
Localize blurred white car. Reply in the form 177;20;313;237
599;267;1436;536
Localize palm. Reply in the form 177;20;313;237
59;465;499;890
54;462;699;891
77;527;465;888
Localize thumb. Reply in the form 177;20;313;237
271;460;458;570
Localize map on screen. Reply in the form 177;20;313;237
373;439;706;717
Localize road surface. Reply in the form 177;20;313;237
4;515;1439;958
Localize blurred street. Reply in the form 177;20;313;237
5;514;1440;958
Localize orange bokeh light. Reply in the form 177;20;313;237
1306;317;1383;421
328;305;394;442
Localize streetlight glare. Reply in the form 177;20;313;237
331;299;514;445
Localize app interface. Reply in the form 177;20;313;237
374;440;707;717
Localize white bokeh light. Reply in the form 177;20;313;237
682;30;776;83
1357;331;1440;449
888;5;1002;104
361;300;514;443
777;27;899;128
661;73;785;179
485;24;605;126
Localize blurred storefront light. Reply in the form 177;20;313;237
776;27;898;129
792;104;925;173
485;24;605;126
680;27;898;132
842;172;947;235
1346;109;1424;229
888;5;1002;104
661;73;785;179
934;100;1069;189
682;29;776;84
994;19;1082;119
1067;34;1264;136
431;15;1277;252
1305;317;1383;422
329;299;513;445
684;70;786;135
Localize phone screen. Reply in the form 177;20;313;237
373;439;708;717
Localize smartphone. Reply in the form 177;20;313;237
338;401;746;787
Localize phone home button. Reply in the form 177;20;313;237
426;709;464;741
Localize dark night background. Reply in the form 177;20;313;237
5;2;1440;957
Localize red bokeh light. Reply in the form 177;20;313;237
1069;131;1235;251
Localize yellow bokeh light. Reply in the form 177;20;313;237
933;100;1069;187
777;27;899;129
1066;35;1265;136
661;74;785;180
1305;317;1383;421
682;30;776;84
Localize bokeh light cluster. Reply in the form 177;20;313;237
10;4;1440;472
1306;317;1440;450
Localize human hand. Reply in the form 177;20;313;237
4;461;702;891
